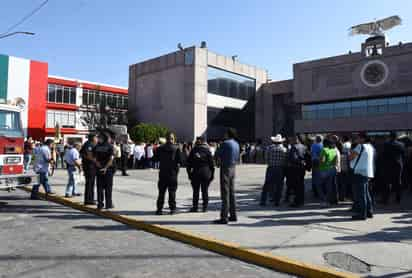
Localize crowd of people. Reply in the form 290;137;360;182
24;128;412;223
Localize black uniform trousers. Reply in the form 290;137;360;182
383;165;403;203
191;168;211;210
220;166;237;221
83;164;96;204
121;153;129;175
157;176;178;211
288;167;306;205
96;168;114;208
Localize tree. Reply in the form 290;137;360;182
129;123;169;143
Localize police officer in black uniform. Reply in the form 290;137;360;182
154;132;182;215
186;136;215;212
80;133;98;205
93;131;115;210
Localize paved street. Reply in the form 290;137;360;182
0;190;293;278
22;165;412;277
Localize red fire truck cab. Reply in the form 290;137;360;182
0;102;36;190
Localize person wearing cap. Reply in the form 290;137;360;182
214;128;240;224
260;134;288;206
186;136;215;212
93;132;115;210
80;133;98;205
31;139;55;199
153;132;182;215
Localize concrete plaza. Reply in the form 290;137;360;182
40;165;412;277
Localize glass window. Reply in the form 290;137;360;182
70;88;76;104
124;97;128;109
351;100;367;116
95;91;100;105
63;87;70;103
88;90;95;105
367;98;387;114
333;102;351;118
388;97;407;113
48;84;56;102
56;85;63;103
207;66;255;101
83;89;89;105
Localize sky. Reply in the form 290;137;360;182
0;0;411;87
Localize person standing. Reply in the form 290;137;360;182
120;140;131;176
214;128;240;224
311;135;323;198
186;137;215;212
80;134;98;205
146;143;154;169
31;139;55;199
23;137;34;172
318;138;337;207
64;143;82;198
287;135;308;207
260;135;287;207
93;132;115;210
154;132;182;215
349;133;374;220
113;142;122;174
55;140;65;169
133;143;145;169
382;132;406;204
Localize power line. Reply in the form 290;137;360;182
0;0;49;37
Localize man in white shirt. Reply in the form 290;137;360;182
349;133;374;220
133;143;146;169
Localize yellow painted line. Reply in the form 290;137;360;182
22;187;359;278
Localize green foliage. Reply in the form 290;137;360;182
129;123;169;143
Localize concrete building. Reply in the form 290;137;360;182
0;54;128;143
129;46;267;142
294;36;412;134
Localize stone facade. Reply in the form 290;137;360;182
129;47;267;142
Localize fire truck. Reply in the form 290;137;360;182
0;98;36;190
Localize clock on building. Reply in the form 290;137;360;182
360;60;389;87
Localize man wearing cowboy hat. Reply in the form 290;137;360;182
260;134;288;206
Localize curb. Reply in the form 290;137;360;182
22;187;359;278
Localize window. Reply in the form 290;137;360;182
56;86;63;103
302;95;412;120
82;89;89;105
48;84;76;105
388;97;407;113
207;66;255;101
48;84;56;102
351;100;367;116
46;110;76;128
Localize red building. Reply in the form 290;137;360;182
0;53;128;143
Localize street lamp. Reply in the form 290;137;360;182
0;31;35;40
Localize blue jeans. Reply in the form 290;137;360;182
318;169;336;203
312;168;321;196
31;172;51;199
352;174;373;218
24;154;31;171
65;165;78;196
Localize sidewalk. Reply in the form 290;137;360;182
44;165;412;277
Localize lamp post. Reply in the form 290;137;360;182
0;31;35;40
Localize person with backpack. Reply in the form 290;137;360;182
186;136;215;212
287;135;308;208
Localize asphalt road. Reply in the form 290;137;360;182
0;190;295;278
